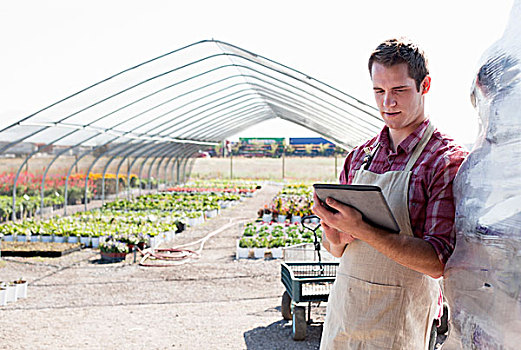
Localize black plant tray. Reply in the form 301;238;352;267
1;242;82;257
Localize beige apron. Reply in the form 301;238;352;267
320;124;440;350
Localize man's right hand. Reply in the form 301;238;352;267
313;192;356;257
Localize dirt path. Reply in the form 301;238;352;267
0;183;325;350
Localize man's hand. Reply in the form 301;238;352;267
313;193;356;257
312;192;445;278
322;221;356;245
312;193;366;238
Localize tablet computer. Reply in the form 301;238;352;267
313;183;400;233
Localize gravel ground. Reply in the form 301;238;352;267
0;183;326;350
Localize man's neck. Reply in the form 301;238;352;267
388;118;427;152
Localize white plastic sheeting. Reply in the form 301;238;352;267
444;1;521;348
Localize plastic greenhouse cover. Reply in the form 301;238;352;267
444;1;521;348
0;40;381;159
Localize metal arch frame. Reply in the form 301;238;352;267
27;88;267;214
157;76;375;143
163;153;179;186
82;141;138;211
113;142;177;199
118;143;164;200
168;145;195;186
2;39;384;219
0;38;376;140
2;46;379;156
175;145;200;184
34;82;330;219
126;144;170;197
178;87;368;146
7;54;378;215
100;141;155;203
126;142;181;196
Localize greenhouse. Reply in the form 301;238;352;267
1;39;382;347
0;40;381;221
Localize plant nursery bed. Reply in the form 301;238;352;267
1;242;82;257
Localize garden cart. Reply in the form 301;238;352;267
280;215;339;340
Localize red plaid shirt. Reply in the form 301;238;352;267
339;119;468;264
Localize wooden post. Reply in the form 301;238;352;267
230;153;233;179
282;150;285;179
334;154;338;180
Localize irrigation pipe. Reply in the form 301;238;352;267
138;218;249;267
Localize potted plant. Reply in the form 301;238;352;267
13;278;27;299
99;239;128;262
0;284;7;306
5;282;17;303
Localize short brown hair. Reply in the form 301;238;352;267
368;38;429;92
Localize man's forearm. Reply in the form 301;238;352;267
356;222;444;278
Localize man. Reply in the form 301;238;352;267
313;38;467;349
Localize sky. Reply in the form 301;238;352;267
0;0;515;147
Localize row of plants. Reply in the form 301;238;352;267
238;222;322;248
237;183;318;259
258;183;313;222
0;210;180;248
0;194;65;222
1;180;262;255
0;171;167;223
103;192;241;212
0;171;96;198
166;179;260;194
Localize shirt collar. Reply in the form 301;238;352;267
377;119;431;154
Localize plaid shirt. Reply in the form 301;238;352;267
339;119;468;264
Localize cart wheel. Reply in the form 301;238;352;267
292;306;306;341
281;291;292;320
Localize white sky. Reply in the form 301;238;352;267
0;0;515;146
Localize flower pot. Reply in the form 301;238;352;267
100;251;126;262
262;214;272;223
80;236;90;247
254;248;266;259
41;235;52;243
16;235;28;242
205;209;218;218
29;235;40;242
54;236;66;243
271;247;283;259
68;236;79;244
291;216;302;224
14;280;27;299
149;236;159;248
91;237;100;248
277;215;287;223
6;284;17;303
0;288;7;306
236;241;250;259
2;235;13;242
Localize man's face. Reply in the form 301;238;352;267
371;62;428;133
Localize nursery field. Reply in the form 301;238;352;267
0;183;326;349
191;156;342;182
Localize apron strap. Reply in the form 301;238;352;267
362;142;380;170
404;122;435;172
